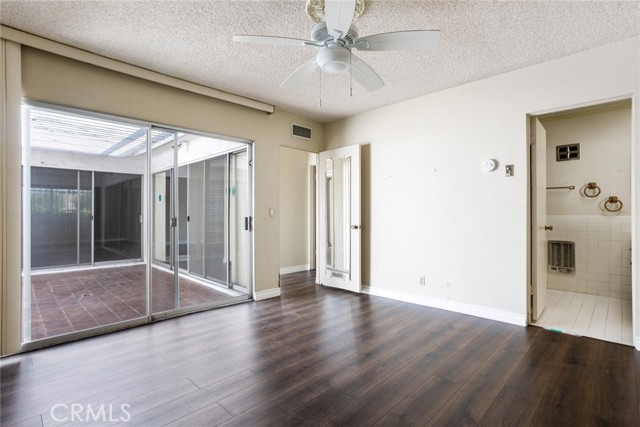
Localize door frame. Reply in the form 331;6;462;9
528;116;548;323
309;163;317;271
526;94;637;348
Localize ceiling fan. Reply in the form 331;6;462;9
232;0;440;91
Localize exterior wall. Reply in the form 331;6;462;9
0;44;325;354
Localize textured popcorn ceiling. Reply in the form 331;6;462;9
1;1;639;123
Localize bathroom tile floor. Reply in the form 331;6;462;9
534;289;633;346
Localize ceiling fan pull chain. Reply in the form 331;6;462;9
350;51;353;97
319;71;323;108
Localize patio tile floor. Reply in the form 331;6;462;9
29;264;237;341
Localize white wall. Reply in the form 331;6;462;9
279;146;311;273
325;37;640;326
545;107;631;215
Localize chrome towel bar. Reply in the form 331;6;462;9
546;185;575;190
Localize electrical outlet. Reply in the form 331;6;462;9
419;275;426;286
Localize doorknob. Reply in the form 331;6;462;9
351;225;361;230
544;225;553;231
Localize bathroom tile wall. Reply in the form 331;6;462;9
546;215;631;300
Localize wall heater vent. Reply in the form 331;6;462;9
548;240;575;273
292;124;312;140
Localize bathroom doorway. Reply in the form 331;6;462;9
529;99;633;345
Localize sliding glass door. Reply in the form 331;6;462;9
23;106;149;343
22;104;253;347
30;167;92;268
150;127;252;317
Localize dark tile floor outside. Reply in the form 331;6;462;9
28;264;236;341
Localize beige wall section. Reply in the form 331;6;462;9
279;147;311;271
544;106;631;215
0;45;324;354
325;37;640;326
0;40;23;355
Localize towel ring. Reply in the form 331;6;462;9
582;182;601;198
604;196;623;212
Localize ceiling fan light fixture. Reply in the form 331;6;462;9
316;46;351;74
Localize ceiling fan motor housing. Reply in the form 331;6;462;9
311;22;358;44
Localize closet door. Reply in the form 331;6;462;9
317;144;361;293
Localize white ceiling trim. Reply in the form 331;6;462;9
0;25;275;115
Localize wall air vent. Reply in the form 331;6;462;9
292;124;312;140
556;144;580;161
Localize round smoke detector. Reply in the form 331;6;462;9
306;0;365;23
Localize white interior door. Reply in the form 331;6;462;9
318;144;361;293
531;117;548;321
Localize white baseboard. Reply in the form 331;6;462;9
362;286;527;326
279;265;310;275
254;287;281;301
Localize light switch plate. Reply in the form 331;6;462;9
505;164;514;177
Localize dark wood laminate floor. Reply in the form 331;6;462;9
2;270;639;426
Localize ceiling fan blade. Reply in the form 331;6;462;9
354;30;440;51
280;59;319;88
233;35;315;47
325;0;356;40
349;54;384;91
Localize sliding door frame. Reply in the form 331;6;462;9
21;101;254;352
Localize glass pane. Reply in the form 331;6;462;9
151;128;178;313
30;167;79;268
205;156;227;284
178;166;189;271
325;156;351;278
150;128;251;315
78;171;92;264
152;170;171;266
188;162;205;277
24;106;149;343
94;172;142;262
